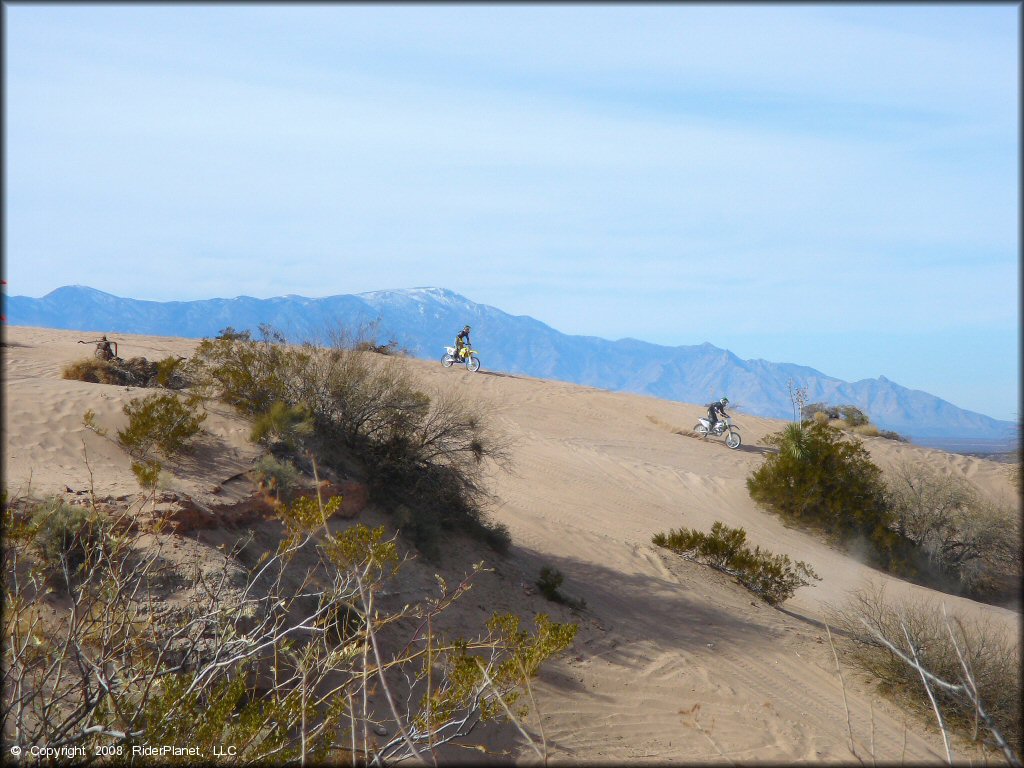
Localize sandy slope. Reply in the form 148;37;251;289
2;326;1019;764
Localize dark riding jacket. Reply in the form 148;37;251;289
707;401;728;420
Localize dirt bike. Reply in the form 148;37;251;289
694;415;742;449
442;346;481;372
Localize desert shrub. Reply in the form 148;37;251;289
878;429;908;442
363;390;512;559
885;462;1021;600
852;423;880;438
536;566;587;610
335;359;431;445
117;392;206;460
536;566;564;600
653;521;820;605
131;459;163;490
187;327;513;558
354;339;404;355
829;583;1021;759
254;454;301;501
653;521;746;569
378;458;510;560
3;490;577;762
801;403;907;440
323;317;404;354
801;402;869;427
250;401;314;451
29;498;112;591
839;405;869;427
186;325;289;417
64;356;184;389
747;422;907;567
62;358;117;384
154;355;190;388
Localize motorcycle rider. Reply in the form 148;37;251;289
706;397;729;434
454;325;472;360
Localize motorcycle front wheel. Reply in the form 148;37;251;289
442;354;455;368
465;355;481;372
725;430;742;449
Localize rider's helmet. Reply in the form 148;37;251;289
464;325;471;331
720;397;729;405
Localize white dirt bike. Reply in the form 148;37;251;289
442;346;481;372
694;415;742;449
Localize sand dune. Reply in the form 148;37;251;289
3;326;1018;763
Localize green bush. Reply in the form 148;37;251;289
249;401;314;450
154;355;190;388
839;405;869;427
186;326;289;417
653;521;820;605
29;498;112;590
117;393;206;460
536;566;564;600
746;422;906;566
254;454;301;501
536;566;587;610
131;459;162;490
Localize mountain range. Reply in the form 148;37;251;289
5;285;1016;446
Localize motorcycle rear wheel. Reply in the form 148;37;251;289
442;354;455;368
693;423;709;436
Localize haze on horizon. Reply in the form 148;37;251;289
4;5;1019;422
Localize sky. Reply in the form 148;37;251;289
4;4;1020;422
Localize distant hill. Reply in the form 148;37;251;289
6;285;1016;444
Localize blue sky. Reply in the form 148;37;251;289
4;4;1019;421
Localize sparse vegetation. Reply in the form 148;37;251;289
802;402;908;442
249;400;314;451
62;357;124;385
63;355;191;389
829;582;1021;761
186;325;290;416
117;392;206;461
2;488;578;762
748;422;1018;601
884;462;1021;601
254;454;302;501
187;326;512;559
536;566;587;611
154;354;190;388
28;497;112;592
652;521;821;605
